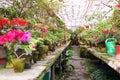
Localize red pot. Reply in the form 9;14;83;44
115;45;120;61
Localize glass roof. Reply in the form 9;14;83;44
57;0;117;30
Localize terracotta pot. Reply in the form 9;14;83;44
115;45;120;61
12;58;25;72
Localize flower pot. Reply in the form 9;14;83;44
44;45;49;55
12;58;25;72
115;45;120;61
42;53;47;60
105;38;116;55
24;62;32;69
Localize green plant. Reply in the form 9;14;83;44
61;49;74;72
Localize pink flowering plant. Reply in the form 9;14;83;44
0;29;33;58
0;18;37;59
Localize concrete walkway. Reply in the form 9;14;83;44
65;46;90;80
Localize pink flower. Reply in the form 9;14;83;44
44;28;48;32
37;23;42;30
51;23;57;27
116;4;120;9
102;30;109;34
18;32;31;43
5;30;19;42
41;28;48;32
0;35;8;45
32;45;36;49
17;32;24;39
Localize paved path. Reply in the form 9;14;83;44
65;46;90;80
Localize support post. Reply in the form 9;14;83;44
51;64;55;80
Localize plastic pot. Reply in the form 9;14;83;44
12;58;25;72
105;38;116;55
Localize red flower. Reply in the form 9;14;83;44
10;18;27;27
102;30;109;34
0;20;2;28
0;18;9;28
10;20;17;26
18;20;27;26
1;19;9;25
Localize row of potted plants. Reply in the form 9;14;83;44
76;3;120;61
0;17;71;72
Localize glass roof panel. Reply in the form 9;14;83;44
57;0;117;30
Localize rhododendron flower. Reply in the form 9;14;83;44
40;27;48;33
0;35;8;45
1;19;9;25
10;18;27;27
5;30;19;42
32;45;36;49
37;23;42;30
0;29;31;45
9;18;19;26
51;23;57;27
116;4;120;9
0;18;9;28
44;28;48;32
18;20;27;26
19;32;31;43
102;30;109;34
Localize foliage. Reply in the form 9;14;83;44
82;59;120;80
61;49;74;72
91;67;120;80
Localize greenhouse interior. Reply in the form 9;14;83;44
1;0;120;80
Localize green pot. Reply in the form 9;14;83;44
12;58;25;72
105;38;116;55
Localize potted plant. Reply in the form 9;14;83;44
0;30;32;72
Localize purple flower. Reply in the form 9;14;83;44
19;32;31;43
